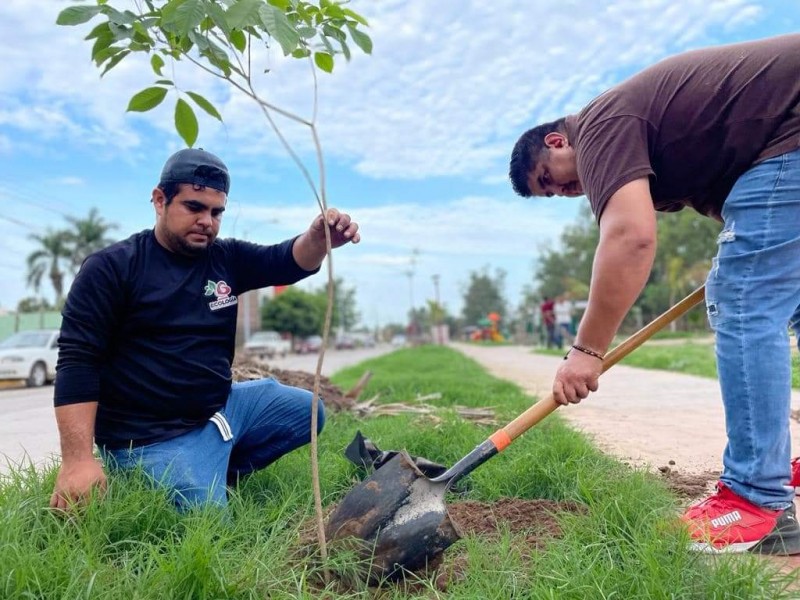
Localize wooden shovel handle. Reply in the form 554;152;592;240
495;285;706;447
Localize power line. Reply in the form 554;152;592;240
0;214;38;231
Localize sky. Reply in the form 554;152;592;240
1;1;798;328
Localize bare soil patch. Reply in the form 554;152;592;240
656;462;720;500
232;356;354;410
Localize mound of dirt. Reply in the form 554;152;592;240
657;463;719;500
448;497;584;548
232;356;354;411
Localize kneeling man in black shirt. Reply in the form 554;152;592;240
50;148;360;511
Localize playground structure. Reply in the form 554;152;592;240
471;312;504;342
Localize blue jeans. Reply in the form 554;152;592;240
101;378;325;509
706;148;800;509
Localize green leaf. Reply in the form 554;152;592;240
104;7;136;25
165;0;206;36
206;1;231;35
151;54;165;76
319;33;334;55
323;3;345;19
90;30;115;62
296;26;316;39
322;23;345;43
291;47;311;58
187;91;222;121
314;51;333;73
267;0;291;10
126;86;169;112
101;49;130;76
342;7;368;26
93;45;123;67
339;38;350;61
175;98;199;146
84;21;111;41
258;4;299;55
347;24;372;54
229;29;246;51
226;0;262;29
56;5;102;26
132;21;155;45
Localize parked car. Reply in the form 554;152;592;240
390;334;407;347
334;334;356;350
296;335;323;354
243;330;291;360
0;329;60;387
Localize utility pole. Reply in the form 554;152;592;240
405;248;420;338
432;274;442;344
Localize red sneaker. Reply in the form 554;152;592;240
791;457;800;492
681;482;800;554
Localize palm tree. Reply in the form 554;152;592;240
26;229;72;306
65;208;118;273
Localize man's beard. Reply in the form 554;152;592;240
163;227;212;256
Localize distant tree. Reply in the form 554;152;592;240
65;208;118;272
26;229;72;305
461;266;507;326
261;288;324;339
17;296;53;313
531;204;718;329
314;278;359;331
534;204;597;300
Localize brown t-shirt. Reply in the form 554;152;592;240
566;34;800;221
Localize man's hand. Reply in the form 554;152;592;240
49;458;107;512
310;208;361;248
553;350;602;405
294;207;361;270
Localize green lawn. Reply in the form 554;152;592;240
1;346;794;598
538;338;800;388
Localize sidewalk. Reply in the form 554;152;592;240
453;343;800;479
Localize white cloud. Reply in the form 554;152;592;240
0;0;783;323
0;0;768;179
220;193;578;323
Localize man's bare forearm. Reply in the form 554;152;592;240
55;403;98;462
577;233;655;353
292;230;327;271
574;178;658;355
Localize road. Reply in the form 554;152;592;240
0;345;395;476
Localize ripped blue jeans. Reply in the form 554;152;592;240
706;147;800;509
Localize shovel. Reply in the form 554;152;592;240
325;285;706;582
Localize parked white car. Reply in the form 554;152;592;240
0;329;60;387
243;330;291;360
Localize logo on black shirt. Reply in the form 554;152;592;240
205;280;239;312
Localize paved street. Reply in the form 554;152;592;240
0;345;395;476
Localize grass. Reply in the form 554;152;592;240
1;346;795;598
537;336;800;387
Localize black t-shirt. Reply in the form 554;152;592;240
54;229;316;449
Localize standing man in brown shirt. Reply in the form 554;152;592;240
509;34;800;555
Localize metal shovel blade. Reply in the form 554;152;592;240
325;451;461;582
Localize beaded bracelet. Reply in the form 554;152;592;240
565;344;605;361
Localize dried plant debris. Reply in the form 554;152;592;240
232;356;496;422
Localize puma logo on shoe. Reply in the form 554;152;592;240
711;511;742;528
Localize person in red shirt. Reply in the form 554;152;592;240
539;297;557;349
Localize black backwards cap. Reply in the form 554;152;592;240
159;148;230;194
